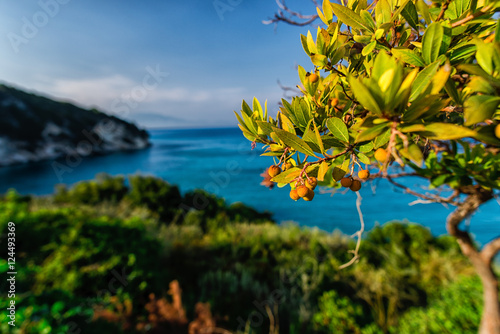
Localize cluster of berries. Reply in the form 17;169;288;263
290;177;317;202
266;147;390;201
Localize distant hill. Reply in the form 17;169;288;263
0;84;150;166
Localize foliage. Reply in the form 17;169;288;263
235;0;500;194
390;276;484;334
0;177;480;333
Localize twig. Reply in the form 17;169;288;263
385;175;460;206
437;0;452;21
263;0;319;27
277;80;301;99
339;191;365;269
451;4;495;28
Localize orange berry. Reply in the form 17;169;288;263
303;189;315;201
495;124;500;139
374;148;388;163
330;98;339;108
340;177;352;188
290;189;300;201
306;177;317;190
358;169;370;180
350;179;362;192
283;162;293;171
297;185;310;198
268;165;281;177
309;73;319;83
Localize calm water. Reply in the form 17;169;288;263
0;127;498;244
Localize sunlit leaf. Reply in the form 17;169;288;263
464;95;500;126
326;117;350;143
422;23;444;64
273;128;317;157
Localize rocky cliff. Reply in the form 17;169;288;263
0;84;150;166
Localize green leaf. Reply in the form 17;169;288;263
359;141;374;153
271;167;302;184
391;48;426;67
475;40;500;76
356;152;371;164
256;121;275;136
416;0;431;24
390;0;411;22
360;10;377;31
347;76;383;115
311;54;329;66
318;161;330;181
440;22;452;56
407;144;424;166
235;111;250;132
375;0;392;25
422;23;444;64
300;34;311;56
419;123;476;140
331;3;374;31
409;61;440;101
444;78;461;104
326;117;350;143
496;21;500;43
374;129;391;148
362;40;377;56
401;0;419;30
449;43;476;63
464;95;500;125
356;123;389;143
273;128;317;157
314;122;326;153
279;112;296;134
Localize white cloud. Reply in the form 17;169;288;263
41;75;248;111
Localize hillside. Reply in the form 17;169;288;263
0;84;150;166
0;175;481;333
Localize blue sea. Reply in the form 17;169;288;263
0;127;498;244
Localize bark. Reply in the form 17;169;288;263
446;189;499;334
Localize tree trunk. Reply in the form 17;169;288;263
446;189;500;334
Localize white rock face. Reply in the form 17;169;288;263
0;84;151;167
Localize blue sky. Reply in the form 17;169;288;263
0;0;320;128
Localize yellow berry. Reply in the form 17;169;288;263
340;177;352;188
309;73;319;83
495;124;500;139
283;162;293;171
297;185;310;198
303;189;315;201
374;148;388;163
306;177;317;190
358;169;370;180
268;165;281;178
350;179;362;192
290;189;300;201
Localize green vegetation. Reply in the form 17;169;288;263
0;175;484;333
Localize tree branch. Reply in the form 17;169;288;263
263;0;319;27
451;3;495;28
446;188;493;257
437;0;452;21
384;174;460;206
481;237;500;266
